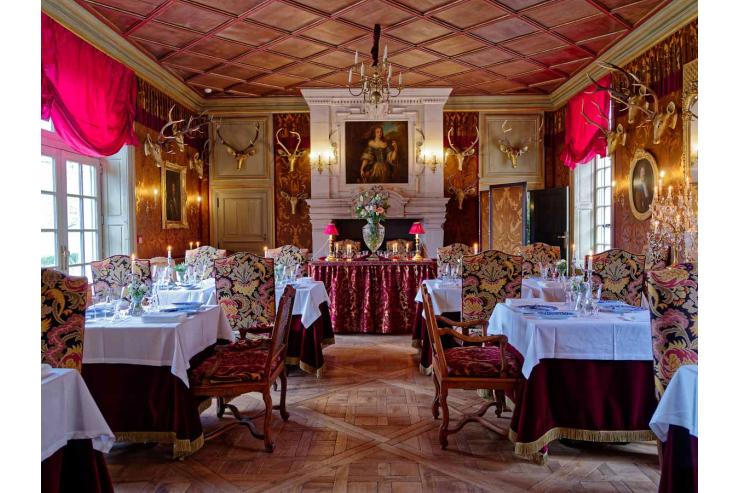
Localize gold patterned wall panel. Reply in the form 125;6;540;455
490;183;526;255
479;190;490;251
273;113;312;250
443;112;479;247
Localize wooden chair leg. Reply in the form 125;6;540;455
432;374;440;420
262;389;275;453
494;390;505;417
216;397;226;418
439;387;450;450
278;370;290;422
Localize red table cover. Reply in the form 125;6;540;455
41;439;114;493
309;260;437;334
659;424;698;493
286;301;335;375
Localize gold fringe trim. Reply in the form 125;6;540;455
508;427;656;459
298;359;323;377
411;339;421;349
419;364;432;376
114;431;205;458
321;337;336;347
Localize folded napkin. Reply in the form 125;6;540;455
41;363;53;378
140;312;187;323
506;298;545;306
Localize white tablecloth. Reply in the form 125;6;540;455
414;279;462;316
156;278;216;306
522;277;565;301
42;368;115;461
83;305;233;387
488;301;652;378
276;278;330;328
650;364;698;441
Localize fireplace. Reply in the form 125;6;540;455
333;218;417;251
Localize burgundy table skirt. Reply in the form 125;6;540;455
82;351;213;458
42;439;114;493
508;354;657;463
309;260;437;334
285;301;335;376
659;425;698;493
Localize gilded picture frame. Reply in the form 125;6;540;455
628;149;658;221
161;162;188;229
344;121;409;184
682;59;698;185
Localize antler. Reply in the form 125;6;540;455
580;100;608;136
276;128;301;156
447;127;460;155
216;123;261;170
158;106;185;146
462;126;479;156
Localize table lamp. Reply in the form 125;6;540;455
409;222;425;261
323;222;339;261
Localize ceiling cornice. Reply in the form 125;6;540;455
41;0;204;110
42;0;697;115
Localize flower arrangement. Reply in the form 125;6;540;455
353;188;390;223
556;259;567;276
570;275;587;294
127;278;148;301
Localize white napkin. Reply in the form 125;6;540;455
41;363;52;378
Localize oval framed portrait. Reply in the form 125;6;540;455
628;149;659;221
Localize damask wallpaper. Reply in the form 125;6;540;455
443;112;479;247
490;185;525;255
134;122;210;260
273;113;312;250
544;107;569;189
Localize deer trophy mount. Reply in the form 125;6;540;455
280;190;308;215
580;100;626;156
144;106;184;168
275;128;307;173
448;173;477;210
188;139;209;180
497;119;542;168
216;122;260;170
446;126;479;171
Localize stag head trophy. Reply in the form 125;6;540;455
580;100;626;156
216;122;260;170
497;119;542;168
144;106;184;168
276;128;307;173
446;126;479;171
448;173;477;210
280;190;308;215
188;139;209;180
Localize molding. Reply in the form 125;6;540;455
204;97;309;115
550;0;698;109
443;95;551;112
41;0;203;110
301;88;452;107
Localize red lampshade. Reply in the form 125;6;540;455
409;222;425;235
323;223;339;235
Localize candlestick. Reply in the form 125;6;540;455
131;253;135;273
354;50;358;64
399;72;402;85
348;67;352;84
587;250;593;271
383;45;387;61
167;246;172;258
360;62;364;77
346;244;351;258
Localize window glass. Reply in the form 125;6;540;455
66;161;80;195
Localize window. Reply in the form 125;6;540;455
594;155;612;253
572;155;612;265
42;134;103;280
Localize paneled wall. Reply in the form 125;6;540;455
443;112;479;247
544;107;569;189
273;113;312;250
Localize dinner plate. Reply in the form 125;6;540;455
537;311;574;320
518;304;557;312
172;301;203;307
597;300;623;305
599;305;644;313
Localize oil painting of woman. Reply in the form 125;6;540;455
345;121;408;184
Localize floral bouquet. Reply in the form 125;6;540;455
353;188;390;224
570;275;587;294
127;278;149;316
555;259;567;276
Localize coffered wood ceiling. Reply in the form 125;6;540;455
77;0;672;98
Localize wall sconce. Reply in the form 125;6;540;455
612;180;625;207
419;148;441;173
310;149;336;174
145;187;159;214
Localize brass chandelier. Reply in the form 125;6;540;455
347;24;403;108
649;170;697;263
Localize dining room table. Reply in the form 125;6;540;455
650;364;698;493
81;305;233;458
42;367;116;493
276;277;335;376
488;299;657;463
155;277;217;306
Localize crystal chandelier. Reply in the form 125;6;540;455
649;170;697;263
347;24;403;110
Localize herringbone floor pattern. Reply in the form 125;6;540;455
107;335;660;492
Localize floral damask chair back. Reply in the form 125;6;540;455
437;243;472;270
521;243;561;278
266;245;310;277
185;245;226;280
214;252;275;333
41;268;88;371
646;263;698;400
91;255;151;300
589;249;646;307
462;250;522;323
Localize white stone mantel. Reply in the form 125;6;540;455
301;88;452;258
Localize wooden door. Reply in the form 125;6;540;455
213;188;273;253
529;187;568;259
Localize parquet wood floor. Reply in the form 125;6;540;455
106;335;660;492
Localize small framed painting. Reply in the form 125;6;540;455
628;149;659;221
345;121;409;184
161;162;188;229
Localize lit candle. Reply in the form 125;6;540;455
167;246;172;259
153;187;158;198
354;50;358;65
360;62;364;77
473;242;479;254
263;246;268;256
196;241;200;248
346;244;351;257
388;63;392;80
131;253;136;273
399;72;402;85
189;241;193;250
197;195;202;203
383;45;388;61
588;250;593;271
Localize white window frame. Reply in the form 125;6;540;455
594;155;612;253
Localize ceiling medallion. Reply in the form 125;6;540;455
347;24;403;116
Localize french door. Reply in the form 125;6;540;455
41;145;103;280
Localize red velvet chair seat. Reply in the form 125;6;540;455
189;343;277;385
444;346;522;379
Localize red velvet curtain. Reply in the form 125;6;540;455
41;14;137;157
560;74;611;169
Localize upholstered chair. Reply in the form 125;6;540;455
437;243;472;270
185;245;227;280
386;239;414;254
91;255;151;300
462;250;522;324
422;285;523;449
334;239;361;256
41;268;88;371
645;232;671;271
589;249;646;307
189;286;297;452
521;242;561;277
214;252;275;334
646;263;698;400
265;245;310;277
